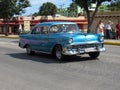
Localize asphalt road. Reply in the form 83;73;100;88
0;39;120;90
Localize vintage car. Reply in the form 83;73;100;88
19;22;105;60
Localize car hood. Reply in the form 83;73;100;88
55;33;100;44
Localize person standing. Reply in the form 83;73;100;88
105;20;113;39
97;20;105;36
116;20;120;39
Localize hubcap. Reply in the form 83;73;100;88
56;48;62;60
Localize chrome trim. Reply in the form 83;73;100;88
62;44;105;55
33;50;51;54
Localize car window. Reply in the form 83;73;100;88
57;24;79;33
66;24;77;33
31;26;48;34
31;27;40;34
49;25;58;33
41;26;49;34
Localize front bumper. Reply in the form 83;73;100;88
62;46;105;55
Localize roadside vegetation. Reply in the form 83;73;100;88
0;0;119;35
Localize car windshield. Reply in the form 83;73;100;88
49;24;80;33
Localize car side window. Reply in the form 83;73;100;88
31;26;42;34
41;26;48;34
31;27;36;34
49;25;58;33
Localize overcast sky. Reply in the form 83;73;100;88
22;0;73;16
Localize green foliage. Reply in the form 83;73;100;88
0;0;30;19
68;2;78;17
73;0;112;11
107;0;120;10
32;12;39;17
0;0;30;36
38;2;57;16
73;0;112;33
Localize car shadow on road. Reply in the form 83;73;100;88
7;52;99;64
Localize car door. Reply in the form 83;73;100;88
38;26;49;52
30;26;41;51
30;26;50;53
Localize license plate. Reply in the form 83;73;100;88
79;48;85;53
85;48;97;52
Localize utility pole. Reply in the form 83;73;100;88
59;4;64;16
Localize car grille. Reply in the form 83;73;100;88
72;43;103;49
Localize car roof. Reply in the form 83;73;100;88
34;21;76;27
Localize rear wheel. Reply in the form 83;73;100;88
26;45;34;55
88;52;100;59
55;45;65;61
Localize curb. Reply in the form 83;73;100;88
0;36;19;39
104;41;120;46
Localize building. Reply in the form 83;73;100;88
0;15;88;34
91;11;120;32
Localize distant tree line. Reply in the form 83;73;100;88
0;0;119;35
107;0;120;11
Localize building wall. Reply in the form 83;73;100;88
0;15;88;34
91;11;120;33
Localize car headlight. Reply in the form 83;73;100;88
68;38;73;43
100;36;104;41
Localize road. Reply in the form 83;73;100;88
0;39;120;90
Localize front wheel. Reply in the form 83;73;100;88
54;45;65;61
88;52;100;59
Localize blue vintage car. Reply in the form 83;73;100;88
19;22;105;60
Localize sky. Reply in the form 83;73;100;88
22;0;73;16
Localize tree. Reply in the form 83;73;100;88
38;2;57;16
32;12;39;17
0;0;30;36
68;2;78;17
107;0;120;11
73;0;112;33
